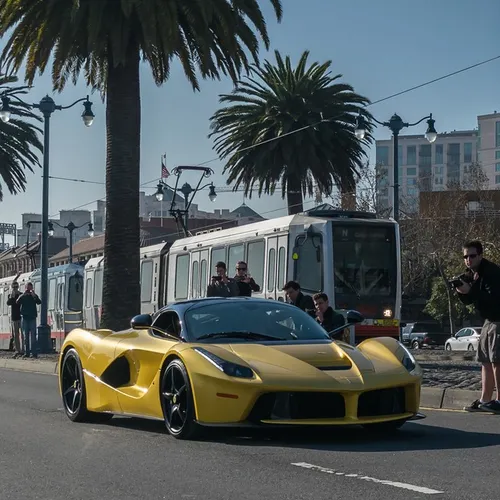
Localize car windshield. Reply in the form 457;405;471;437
184;300;331;342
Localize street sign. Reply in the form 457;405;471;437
0;223;16;236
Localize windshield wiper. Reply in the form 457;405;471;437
196;331;286;341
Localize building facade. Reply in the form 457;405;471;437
477;111;500;186
376;129;478;215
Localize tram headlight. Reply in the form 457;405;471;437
383;308;392;318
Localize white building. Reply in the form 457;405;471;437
375;110;500;215
477;111;500;185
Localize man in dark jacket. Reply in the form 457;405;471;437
313;293;346;340
282;281;315;318
7;281;23;358
206;261;239;298
16;282;41;359
455;241;500;414
233;261;260;297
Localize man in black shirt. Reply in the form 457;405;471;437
282;281;315;318
6;281;23;358
313;293;346;340
233;261;260;296
455;240;500;414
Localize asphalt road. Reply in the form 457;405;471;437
0;369;499;500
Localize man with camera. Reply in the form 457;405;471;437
16;282;41;358
206;261;240;298
453;241;500;414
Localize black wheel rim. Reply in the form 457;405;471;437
162;365;188;433
62;355;82;415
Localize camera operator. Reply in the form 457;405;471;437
206;261;239;297
453;240;500;414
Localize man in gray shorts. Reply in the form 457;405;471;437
455;240;500;414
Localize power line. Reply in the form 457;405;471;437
51;53;500;216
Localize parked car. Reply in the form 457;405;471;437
444;327;481;352
401;322;448;350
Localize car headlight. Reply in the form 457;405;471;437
398;342;417;372
194;347;254;378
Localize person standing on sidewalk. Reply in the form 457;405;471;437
16;282;41;359
7;281;23;358
454;240;500;414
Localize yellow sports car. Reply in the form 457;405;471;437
58;297;424;439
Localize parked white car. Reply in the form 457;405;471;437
444;327;481;352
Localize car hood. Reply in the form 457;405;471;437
201;341;411;387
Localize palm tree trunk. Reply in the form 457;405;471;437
100;50;141;331
286;177;303;215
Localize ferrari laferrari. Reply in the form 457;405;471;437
58;297;424;439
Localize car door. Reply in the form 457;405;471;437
456;328;470;350
114;310;184;417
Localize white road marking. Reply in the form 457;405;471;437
291;462;444;495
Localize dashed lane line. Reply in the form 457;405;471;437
291;462;444;495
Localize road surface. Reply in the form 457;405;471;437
0;368;498;500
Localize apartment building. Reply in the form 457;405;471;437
477;111;500;185
375;129;478;215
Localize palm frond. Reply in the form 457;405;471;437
209;49;374;209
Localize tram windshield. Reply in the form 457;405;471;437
332;224;397;298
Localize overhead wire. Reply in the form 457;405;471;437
48;53;500;217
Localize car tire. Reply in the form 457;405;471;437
411;340;420;350
160;358;200;440
445;343;452;351
60;348;113;423
363;419;406;433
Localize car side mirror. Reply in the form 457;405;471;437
130;314;153;330
328;310;364;338
346;310;364;324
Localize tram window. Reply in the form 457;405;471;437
200;259;207;298
85;277;93;308
48;279;56;309
247;240;265;289
211;247;225;270
175;254;190;300
93;269;103;306
294;234;323;292
69;276;83;311
228;244;244;272
277;246;286;290
267;247;276;292
192;260;200;298
141;260;154;302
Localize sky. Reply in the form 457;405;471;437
0;0;499;246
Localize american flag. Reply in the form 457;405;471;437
161;154;169;178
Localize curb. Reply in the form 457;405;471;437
0;358;58;375
0;357;479;411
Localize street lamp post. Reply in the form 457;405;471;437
155;165;216;235
0;92;95;353
48;221;94;263
355;113;437;221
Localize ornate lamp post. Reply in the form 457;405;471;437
355;112;437;221
48;221;94;263
0;92;95;353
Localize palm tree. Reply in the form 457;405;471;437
209;50;374;214
0;0;283;330
0;74;42;201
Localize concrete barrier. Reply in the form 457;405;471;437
0;357;58;375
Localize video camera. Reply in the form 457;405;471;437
448;273;473;289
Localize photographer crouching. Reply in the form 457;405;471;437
452;240;500;414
